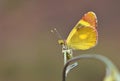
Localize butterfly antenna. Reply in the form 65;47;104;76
51;28;63;40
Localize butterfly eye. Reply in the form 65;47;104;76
58;40;65;45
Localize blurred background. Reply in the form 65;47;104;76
0;0;120;81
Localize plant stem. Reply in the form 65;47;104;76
62;54;119;81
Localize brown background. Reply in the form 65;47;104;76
0;0;120;81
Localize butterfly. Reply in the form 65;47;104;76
59;11;98;50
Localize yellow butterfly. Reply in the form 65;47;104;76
59;11;98;50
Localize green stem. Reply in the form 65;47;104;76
62;54;119;81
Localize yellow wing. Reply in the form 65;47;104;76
66;11;98;50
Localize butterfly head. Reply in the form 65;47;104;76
58;39;71;50
58;40;65;45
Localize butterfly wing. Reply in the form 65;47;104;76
66;11;98;50
82;11;97;28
